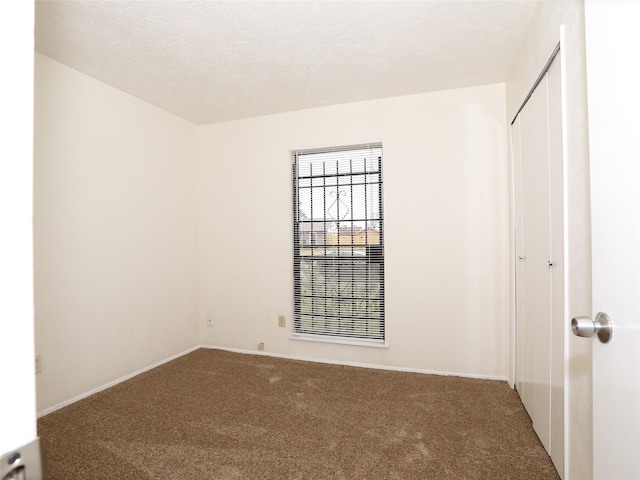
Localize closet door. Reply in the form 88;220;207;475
547;56;564;475
513;117;525;397
518;72;552;453
513;53;564;476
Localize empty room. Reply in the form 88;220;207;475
2;1;639;480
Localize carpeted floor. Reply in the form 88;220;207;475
38;348;559;479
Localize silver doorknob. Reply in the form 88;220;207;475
571;312;613;344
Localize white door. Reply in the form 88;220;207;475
584;1;640;479
516;69;553;452
513;52;564;476
0;1;42;477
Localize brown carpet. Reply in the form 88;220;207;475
38;348;559;480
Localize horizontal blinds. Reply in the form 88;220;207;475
293;144;385;341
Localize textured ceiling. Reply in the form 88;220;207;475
35;1;539;125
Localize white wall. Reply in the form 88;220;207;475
505;3;592;479
198;84;510;379
34;54;199;413
0;0;36;456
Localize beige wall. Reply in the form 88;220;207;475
505;2;592;479
197;84;510;379
34;54;199;413
33;55;510;412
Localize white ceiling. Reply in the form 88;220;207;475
35;1;539;125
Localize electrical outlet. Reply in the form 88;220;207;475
258;342;264;351
278;315;286;328
35;354;42;374
207;314;213;327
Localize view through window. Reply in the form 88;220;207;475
292;144;385;341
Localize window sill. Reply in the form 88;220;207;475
289;333;389;348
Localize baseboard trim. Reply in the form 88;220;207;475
201;345;508;382
39;344;507;417
38;345;201;417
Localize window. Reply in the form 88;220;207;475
292;144;385;342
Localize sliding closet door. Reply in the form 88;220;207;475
546;56;564;475
513;117;525;397
518;72;552;452
513;53;564;476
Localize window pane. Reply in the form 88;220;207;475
293;145;384;341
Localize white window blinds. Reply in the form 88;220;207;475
292;144;385;341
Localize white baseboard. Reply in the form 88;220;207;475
38;345;201;417
39;344;507;417
201;345;508;382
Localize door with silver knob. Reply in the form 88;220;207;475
585;1;640;477
571;312;613;344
